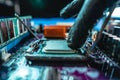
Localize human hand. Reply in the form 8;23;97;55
60;0;118;49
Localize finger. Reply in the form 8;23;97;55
60;0;84;18
67;0;117;49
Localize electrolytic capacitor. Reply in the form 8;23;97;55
105;34;115;54
102;34;109;52
7;20;14;38
97;33;104;49
112;37;120;61
0;29;3;43
113;26;120;37
13;18;19;37
103;34;108;44
0;20;9;42
114;38;120;62
97;33;107;51
18;19;23;33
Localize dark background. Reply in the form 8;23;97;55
0;0;72;18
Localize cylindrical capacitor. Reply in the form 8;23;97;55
0;20;9;42
7;19;14;39
0;28;3;43
113;26;120;37
112;37;120;61
18;19;23;33
114;38;120;63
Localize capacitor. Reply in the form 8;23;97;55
12;18;20;37
114;38;120;62
22;19;27;31
112;37;120;61
0;20;9;42
106;35;114;55
97;33;106;50
18;19;23;33
7;20;14;38
113;26;120;37
102;34;109;51
0;29;3;43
